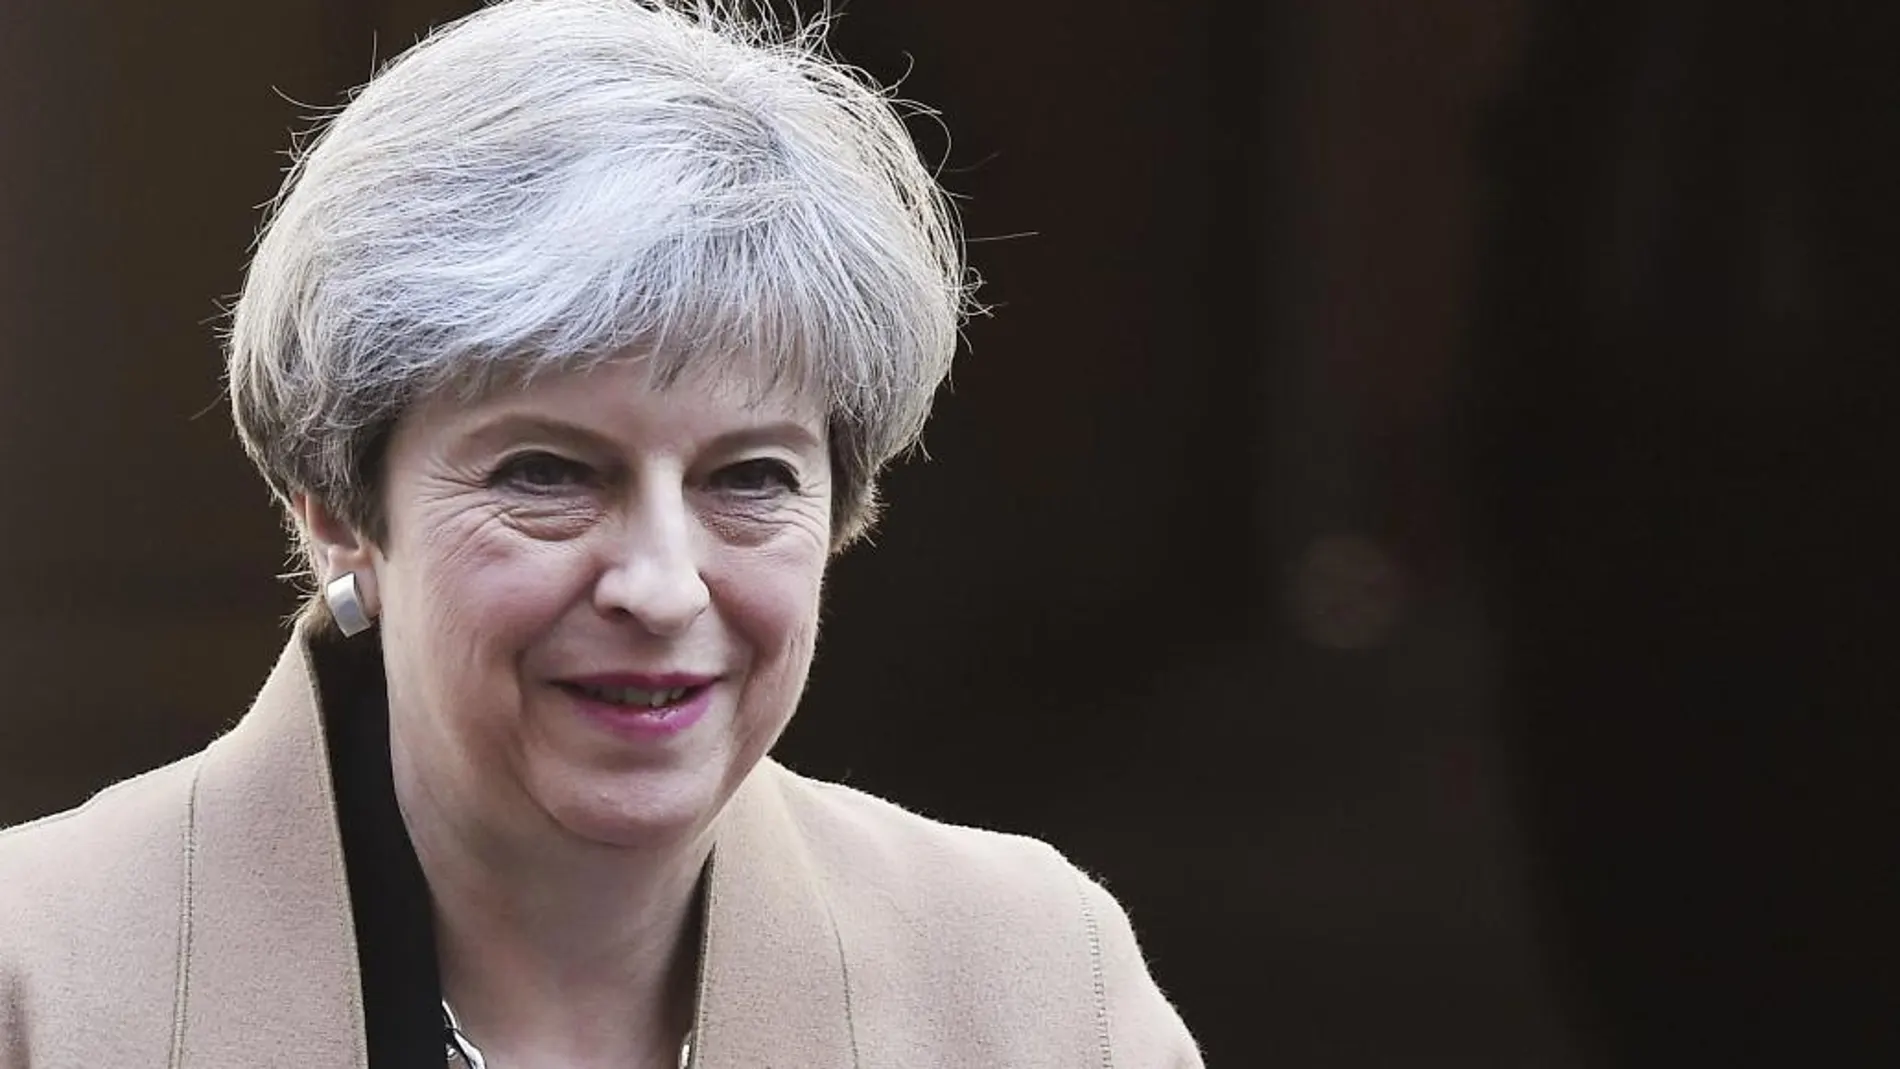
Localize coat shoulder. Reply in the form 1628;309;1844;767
0;754;202;1033
0;755;204;1064
0;752;201;906
761;764;1205;1066
771;764;1081;906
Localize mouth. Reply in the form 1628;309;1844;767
560;681;704;710
553;674;720;738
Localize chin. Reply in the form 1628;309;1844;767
539;772;726;851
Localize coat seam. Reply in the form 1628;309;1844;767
1076;871;1114;1069
168;758;206;1068
819;893;862;1068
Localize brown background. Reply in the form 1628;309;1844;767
2;1;1893;1064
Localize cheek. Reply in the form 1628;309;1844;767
718;541;826;676
391;519;583;671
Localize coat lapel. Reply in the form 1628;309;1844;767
694;764;857;1067
174;636;368;1067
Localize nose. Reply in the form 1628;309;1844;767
592;484;711;637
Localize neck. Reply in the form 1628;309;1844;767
393;741;708;1067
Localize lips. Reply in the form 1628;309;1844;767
558;674;717;741
556;672;719;714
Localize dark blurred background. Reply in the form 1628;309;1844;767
2;1;1893;1064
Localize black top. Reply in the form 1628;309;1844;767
314;631;446;1066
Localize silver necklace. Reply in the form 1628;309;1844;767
444;1000;692;1068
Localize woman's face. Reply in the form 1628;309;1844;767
355;357;831;851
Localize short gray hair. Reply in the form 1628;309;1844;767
227;0;972;580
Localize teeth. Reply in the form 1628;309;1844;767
579;684;689;708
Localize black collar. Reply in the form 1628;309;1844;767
313;630;445;1066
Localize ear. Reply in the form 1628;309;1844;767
292;492;383;619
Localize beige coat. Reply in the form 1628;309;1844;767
0;636;1203;1067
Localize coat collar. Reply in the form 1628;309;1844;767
694;766;856;1066
173;631;855;1067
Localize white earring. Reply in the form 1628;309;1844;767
325;573;375;637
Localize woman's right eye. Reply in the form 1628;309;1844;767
490;451;592;492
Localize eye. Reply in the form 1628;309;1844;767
711;457;800;496
490;450;594;492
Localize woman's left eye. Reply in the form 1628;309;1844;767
711;458;800;496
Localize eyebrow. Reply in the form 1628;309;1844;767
709;421;826;453
457;413;825;457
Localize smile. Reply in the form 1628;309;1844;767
570;682;693;708
554;675;719;740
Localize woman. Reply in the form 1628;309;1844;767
0;1;1201;1065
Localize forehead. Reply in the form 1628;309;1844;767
417;351;828;444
